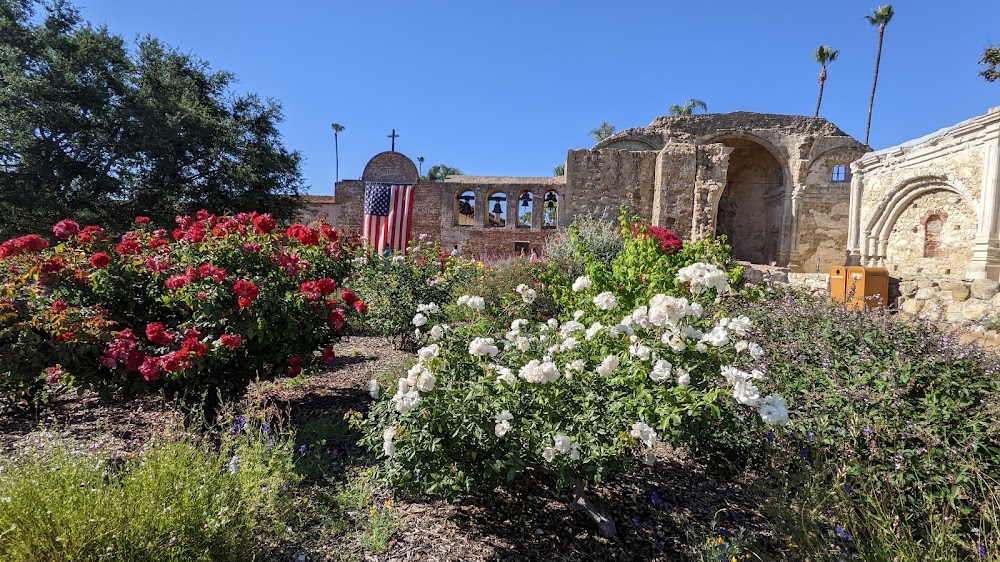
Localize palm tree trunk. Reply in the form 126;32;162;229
865;26;885;145
815;68;827;118
334;132;340;183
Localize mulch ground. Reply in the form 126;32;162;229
0;336;779;562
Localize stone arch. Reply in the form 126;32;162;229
361;151;419;184
542;190;560;229
600;137;659;151
486;190;508;227
515;190;534;228
454;190;476;227
708;136;787;265
867;177;977;275
864;175;974;244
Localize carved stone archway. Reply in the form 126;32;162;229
712;137;786;264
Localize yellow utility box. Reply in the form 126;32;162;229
829;266;848;303
845;266;889;309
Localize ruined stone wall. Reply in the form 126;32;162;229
884;190;976;276
795;191;851;273
438;177;565;258
298;196;339;227
849;109;1000;277
691;145;731;239
331;180;443;244
565;149;658;222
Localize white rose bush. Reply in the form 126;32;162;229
359;219;788;536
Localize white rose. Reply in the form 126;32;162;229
572;276;592;292
596;354;619;377
593;292;617;311
630;422;657;448
542;447;557;463
368;379;380;399
494;410;514;437
649;359;672;382
417;344;440;362
468;337;499;357
412;313;428;327
676;369;690;387
553;433;571;454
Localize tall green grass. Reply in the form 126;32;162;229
0;410;298;562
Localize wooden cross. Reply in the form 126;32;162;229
388;129;399;152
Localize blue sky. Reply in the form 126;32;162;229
77;0;1000;195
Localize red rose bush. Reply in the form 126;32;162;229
0;211;363;409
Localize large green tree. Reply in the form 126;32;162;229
981;45;1000;82
863;4;894;145
813;45;840;118
0;0;304;237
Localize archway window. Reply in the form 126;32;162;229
542;190;559;229
924;214;943;257
516;191;533;228
455;190;475;227
487;192;507;227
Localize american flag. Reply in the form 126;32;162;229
363;182;416;253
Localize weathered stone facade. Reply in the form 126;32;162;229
847;107;1000;281
323;113;868;267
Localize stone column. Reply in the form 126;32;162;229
967;137;1000;280
845;167;865;265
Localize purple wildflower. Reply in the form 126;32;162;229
651;491;664;507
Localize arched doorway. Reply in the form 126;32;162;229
714;138;785;264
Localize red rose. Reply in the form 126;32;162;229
1;235;49;259
135;216;150;224
165;274;191;290
321;345;336;364
353;300;368;314
140;355;161;382
198;264;226;282
341;289;357;304
52;219;80;240
115;239;140;255
196;209;212;221
51;300;68;313
286;365;302;377
78;225;107;243
181;336;207;358
317;278;337;295
286;224;319;246
89;252;111;269
232;279;260;308
252;214;277;234
327;309;345;332
220;334;242;349
299;281;322;300
161;351;190;373
125;350;146;372
145;322;175;346
42;258;65;274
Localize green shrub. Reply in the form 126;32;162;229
351;237;475;349
543;216;624;277
727;289;1000;559
0;212;362;410
452;258;561;329
358;221;786;530
0;410;298;562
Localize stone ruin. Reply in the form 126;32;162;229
300;107;1000;324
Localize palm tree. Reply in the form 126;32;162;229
813;45;840;118
417;156;425;177
331;123;345;182
863;4;894;145
588;121;616;142
668;99;708;116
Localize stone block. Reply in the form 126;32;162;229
963;299;993;321
898;281;918;297
971;279;1000;300
900;299;923;315
915;288;935;300
917;278;938;289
